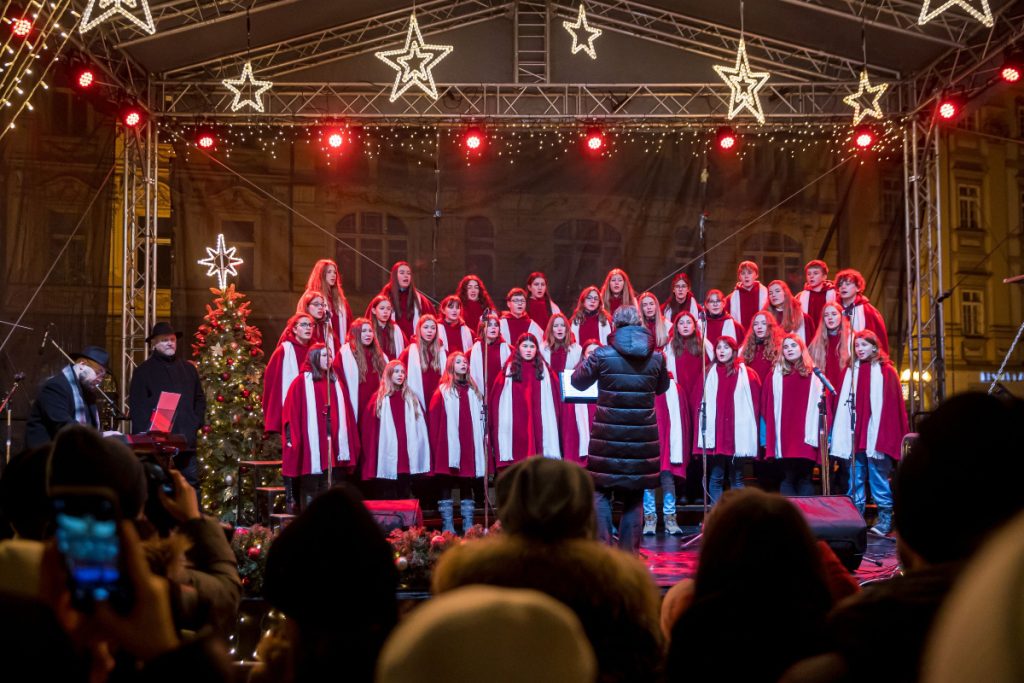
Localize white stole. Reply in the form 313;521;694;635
496;362;562;461
545;344;590;460
437;323;473;353
470;340;510;394
302;373;351;474
406;343;446;411
339;345;360;421
377;395;430;479
570;319;611;346
280;342;299;407
390;325;406;358
698;363;758;457
847;303;867;333
797;288;836;315
499;317;544;346
729;284;768;324
442;386;486;476
770;367;822;459
830;361;885;460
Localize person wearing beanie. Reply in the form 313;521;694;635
377;586;597;683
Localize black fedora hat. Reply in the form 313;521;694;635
145;322;183;343
70;345;110;369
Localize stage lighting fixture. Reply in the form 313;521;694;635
75;68;95;89
11;18;32;37
1001;49;1024;83
584;128;605;152
936;96;959;121
197;131;216;149
464;126;484;152
327;131;344;149
716;127;737;151
123;109;142;127
854;124;875;149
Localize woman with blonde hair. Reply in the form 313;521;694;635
541;313;589;466
303;259;352;349
807;301;852;391
763;280;813;343
599;268;638;318
637;291;670;350
399;314;446;413
739;311;784;387
569;286;611;346
333;317;386;423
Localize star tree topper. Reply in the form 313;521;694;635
199;234;244;290
918;0;993;28
375;13;454;102
222;62;274;113
843;70;889;124
714;39;771;124
80;0;157;35
563;3;603;59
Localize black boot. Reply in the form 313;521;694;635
284;476;298;515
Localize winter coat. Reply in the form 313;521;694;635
571;324;670;490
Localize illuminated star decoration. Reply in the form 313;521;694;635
199;234;244;290
918;0;993;27
375;13;453;102
80;0;157;35
713;39;771;124
843;70;889;124
222;61;273;113
563;3;603;60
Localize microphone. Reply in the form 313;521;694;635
38;325;51;355
813;367;837;396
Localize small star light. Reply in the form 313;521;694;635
199;234;244;290
80;0;156;35
210;343;224;357
918;0;993;28
714;39;771;124
843;70;889;125
563;3;603;59
222;62;273;113
375;13;453;102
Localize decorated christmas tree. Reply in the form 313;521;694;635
192;285;276;523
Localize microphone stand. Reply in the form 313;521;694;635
322;316;334;491
817;381;831;496
1;372;25;464
478;314;495;530
46;337;127;429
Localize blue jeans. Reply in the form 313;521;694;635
848;451;894;514
595;488;645;555
643;471;679;515
708;455;746;504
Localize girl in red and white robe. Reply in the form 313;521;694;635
703;289;744;347
541;313;589;465
366;294;407;360
429;351;486;534
379;261;436;339
726;260;769;330
600;268;638;319
436;295;474;354
638;291;670;350
808;302;852;392
456;274;497;333
661;272;702;323
692;336;761;505
360;359;431;499
526;271;562;331
762;334;829;497
739;311;784;389
469;313;511;397
570;286;612;346
489;332;562;468
333;317;387;425
282;344;360;512
303;259;353;353
500;287;544;345
262;313;313;435
399;314;445;414
765;280;814;344
295;290;336;356
829;330;908;534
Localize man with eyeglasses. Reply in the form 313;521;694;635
26;345;110;447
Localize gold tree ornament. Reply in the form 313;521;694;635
843;70;889;125
714;39;771;124
222;62;274;113
563;3;603;59
80;0;156;35
918;0;993;28
375;13;454;102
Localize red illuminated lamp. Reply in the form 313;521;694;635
327;131;344;149
937;97;959;121
464;126;484;152
584;128;605;152
123;109;142;127
716;126;737;151
75;68;95;89
11;18;32;37
854;124;875;149
197;131;216;149
1001;48;1024;83
1003;65;1022;83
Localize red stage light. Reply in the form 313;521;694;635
716;127;737;151
76;69;95;89
1001;48;1024;84
197;132;215;149
11;18;31;37
123;109;142;127
584;128;605;152
854;125;875;149
937;100;958;120
1001;65;1021;83
464;127;484;151
327;132;344;149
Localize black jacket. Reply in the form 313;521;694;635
128;353;206;448
25;369;100;448
571;324;669;490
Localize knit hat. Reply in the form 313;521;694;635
377;585;597;683
47;425;147;519
496;458;595;542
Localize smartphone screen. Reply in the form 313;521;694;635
52;491;131;613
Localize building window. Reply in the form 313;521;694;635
335;212;408;293
49;89;89;136
464;216;495;285
219;219;256;291
48;211;88;285
552;219;622;299
957;184;981;230
741;231;803;292
881;177;902;223
961;289;985;337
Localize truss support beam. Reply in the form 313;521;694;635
116;0;303;49
777;0;968;48
514;0;549;84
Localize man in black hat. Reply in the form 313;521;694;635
24;346;109;448
128;322;206;485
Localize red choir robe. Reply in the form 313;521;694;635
843;295;890;354
310;316;341;358
469;339;511;398
769;307;814;344
691;363;761;458
373;320;406;360
333;346;382;424
571;312;611;346
461;299;485;333
262;335;310;434
727;283;768;330
821;332;846;391
383;286;436;339
762;368;828;462
438;320;474;353
657;352;694;476
360;392;430;480
830;361;908;462
703;314;744;348
399;343;445;413
429;382;486;478
499;312;543;346
797;285;836;337
607;294;625;316
281;371;359;477
527;298;560;331
744;344;775;388
662;295;702;323
489;358;561;468
544;344;590;465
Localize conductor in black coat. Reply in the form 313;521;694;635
129;323;206;483
25;346;109;448
571;305;670;554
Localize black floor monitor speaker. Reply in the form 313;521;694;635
789;496;867;571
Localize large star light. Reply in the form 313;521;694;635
714;40;771;124
80;0;156;35
843;70;889;124
375;13;453;102
563;3;603;59
918;0;993;27
199;234;244;290
222;62;274;113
